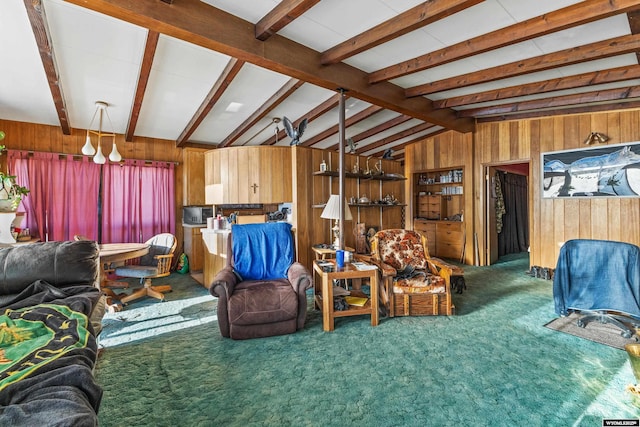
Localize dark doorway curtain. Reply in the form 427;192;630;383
497;171;529;256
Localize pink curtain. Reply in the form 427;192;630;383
101;159;175;243
7;151;101;241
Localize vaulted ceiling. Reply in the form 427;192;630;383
3;0;640;162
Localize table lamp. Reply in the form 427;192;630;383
320;194;352;249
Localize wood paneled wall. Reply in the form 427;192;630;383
0;119;187;248
405;131;474;264
474;110;640;268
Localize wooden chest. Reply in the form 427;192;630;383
390;292;454;316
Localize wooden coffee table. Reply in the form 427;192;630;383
312;259;378;331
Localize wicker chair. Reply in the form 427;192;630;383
114;233;176;304
370;229;454;317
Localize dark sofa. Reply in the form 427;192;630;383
0;240;105;426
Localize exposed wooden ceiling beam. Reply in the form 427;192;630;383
220;78;304;148
406;34;640;97
262;93;341;145
433;65;640;109
126;30;158;142
476;99;640;122
370;0;640;84
350;114;413;142
324;114;412;151
23;0;71;135
627;9;640;62
459;85;640;117
366;128;448;158
355;122;436;154
320;0;482;65
255;0;320;41
176;58;244;147
302;105;383;147
63;0;474;133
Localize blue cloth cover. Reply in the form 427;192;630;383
553;239;640;318
231;222;294;281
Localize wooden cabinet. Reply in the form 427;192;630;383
182;148;207;206
202;229;229;289
417;195;441;220
414;219;436;255
183;226;204;272
413;167;465;260
205;146;292;204
415;168;464;221
436;221;463;259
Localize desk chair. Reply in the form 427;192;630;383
114;233;176;304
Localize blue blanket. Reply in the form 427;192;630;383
553;239;640;318
232;223;294;281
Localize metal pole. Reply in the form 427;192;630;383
338;88;346;250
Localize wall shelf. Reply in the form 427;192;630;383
313;170;406;181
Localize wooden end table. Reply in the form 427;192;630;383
312;259;378;332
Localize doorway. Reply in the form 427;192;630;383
484;162;530;265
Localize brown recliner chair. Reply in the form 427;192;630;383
210;222;312;340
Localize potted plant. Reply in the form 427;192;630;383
0;139;29;212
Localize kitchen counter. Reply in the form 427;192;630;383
201;228;230;289
182;223;206;228
201;228;230;255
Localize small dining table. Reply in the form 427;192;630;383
99;242;150;264
98;243;150;308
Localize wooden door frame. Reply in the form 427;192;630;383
482;161;531;266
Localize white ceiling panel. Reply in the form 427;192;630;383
424;0;515;46
0;0;57;125
235;83;336;146
497;0;584;22
190;63;291;144
199;0;279;24
136;35;233;140
532;14;631;54
45;0;148;132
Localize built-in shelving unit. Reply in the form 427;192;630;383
311;155;406;244
312;171;406;215
413;167;465;260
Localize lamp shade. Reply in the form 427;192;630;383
93;145;106;164
320;194;352;220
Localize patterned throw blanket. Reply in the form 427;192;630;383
0;304;91;392
0;281;103;426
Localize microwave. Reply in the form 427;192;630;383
183;206;213;225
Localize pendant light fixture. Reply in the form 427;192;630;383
82;101;121;164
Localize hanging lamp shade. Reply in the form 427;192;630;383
82;101;122;163
82;132;96;155
93;145;106;164
109;138;122;162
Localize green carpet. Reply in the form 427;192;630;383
95;254;640;426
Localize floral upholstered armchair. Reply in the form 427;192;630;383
370;229;454;317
